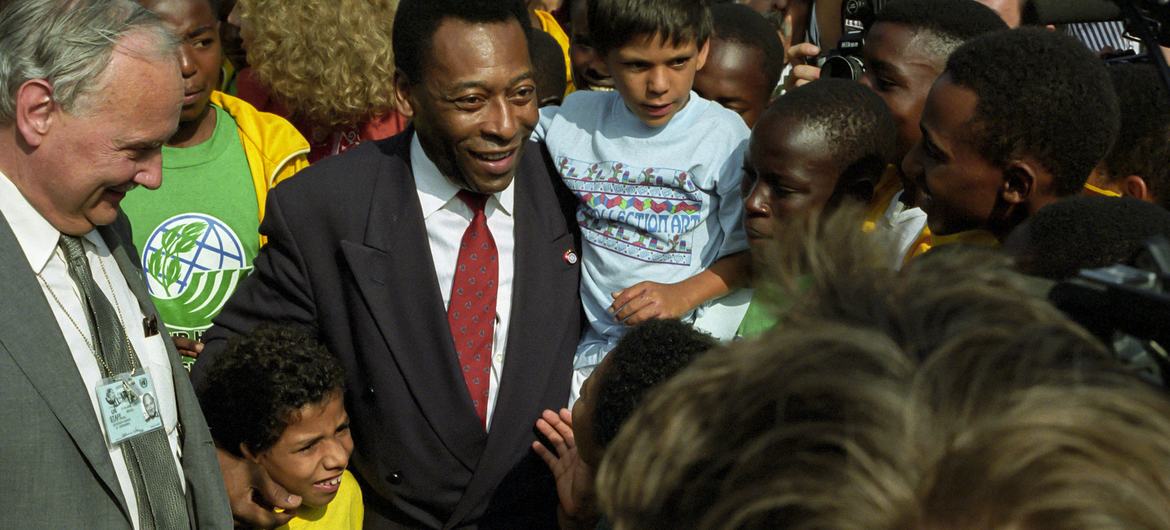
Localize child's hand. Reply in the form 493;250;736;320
610;281;693;325
532;409;596;523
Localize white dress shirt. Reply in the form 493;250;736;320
0;172;184;529
411;136;516;431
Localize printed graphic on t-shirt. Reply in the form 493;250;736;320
558;156;706;265
140;213;253;334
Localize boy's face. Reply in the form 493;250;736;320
742;116;840;248
569;0;614;91
859;22;944;162
604;34;709;128
905;74;1006;236
253;393;353;508
693;37;771;128
570;354;611;470
142;0;223;125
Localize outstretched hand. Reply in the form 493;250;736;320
786;42;823;89
532;408;598;528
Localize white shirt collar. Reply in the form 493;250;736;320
0;169;101;274
410;133;515;218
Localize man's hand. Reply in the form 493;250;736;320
217;447;301;528
786;42;822;89
173;336;203;359
532;409;598;529
609;281;693;325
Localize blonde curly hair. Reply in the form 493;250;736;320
238;0;398;130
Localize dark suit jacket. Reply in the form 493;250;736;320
195;130;582;529
0;213;232;529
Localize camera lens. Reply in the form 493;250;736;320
822;55;865;80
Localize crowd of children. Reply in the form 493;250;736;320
6;0;1170;526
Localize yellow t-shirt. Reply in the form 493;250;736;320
277;470;364;530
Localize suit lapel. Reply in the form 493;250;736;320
0;215;130;521
340;134;488;471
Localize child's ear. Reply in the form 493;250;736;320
1121;174;1150;201
240;443;261;464
695;38;711;71
1001;159;1041;206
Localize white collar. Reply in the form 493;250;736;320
0;169;103;274
410;133;515;219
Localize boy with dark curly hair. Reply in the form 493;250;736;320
198;325;360;529
903;27;1120;241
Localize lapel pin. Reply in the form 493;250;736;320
563;248;578;265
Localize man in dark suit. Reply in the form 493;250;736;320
192;0;582;528
0;0;231;528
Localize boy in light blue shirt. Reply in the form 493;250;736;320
536;0;751;400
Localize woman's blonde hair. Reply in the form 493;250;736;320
238;0;398;130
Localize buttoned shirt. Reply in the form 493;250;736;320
411;136;516;431
0;171;184;529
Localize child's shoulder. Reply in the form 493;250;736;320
686;94;751;141
557;89;619;115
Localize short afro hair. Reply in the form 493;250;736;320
762;78;897;199
589;0;712;57
393;0;529;84
873;0;1008;61
1100;63;1170;210
593;319;716;449
711;3;785;91
1007;196;1170;280
530;29;567;107
945;27;1120;196
198;325;346;456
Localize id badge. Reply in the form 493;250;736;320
95;372;164;446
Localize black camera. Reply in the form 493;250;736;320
819;0;886;79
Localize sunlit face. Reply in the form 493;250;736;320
568;0;614;91
143;0;222;125
694;37;772;127
743;116;841;247
905;75;1007;236
397;19;538;194
859;22;945;163
604;34;709;127
22;34;181;235
253;393;353;509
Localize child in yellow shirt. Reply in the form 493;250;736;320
199;325;362;529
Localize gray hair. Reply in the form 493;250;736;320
0;0;179;124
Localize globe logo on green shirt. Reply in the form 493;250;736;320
141;213;252;329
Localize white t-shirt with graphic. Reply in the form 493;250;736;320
537;90;750;375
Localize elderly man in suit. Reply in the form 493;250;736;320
191;0;583;528
0;0;231;528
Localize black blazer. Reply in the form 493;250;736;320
195;130;581;529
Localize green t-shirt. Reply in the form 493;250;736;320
121;104;258;344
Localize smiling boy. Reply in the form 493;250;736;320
199;325;360;529
536;0;751;400
122;0;308;362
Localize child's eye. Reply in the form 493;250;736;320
297;441;318;453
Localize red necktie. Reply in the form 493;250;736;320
448;190;498;425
